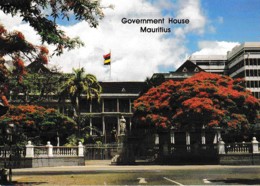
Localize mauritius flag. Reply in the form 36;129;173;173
103;52;111;65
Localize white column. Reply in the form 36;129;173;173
117;115;120;134
217;131;221;142
25;141;34;158
129;118;132;132
252;137;259;154
218;139;225;154
117;98;119;112
90;117;93;135
170;132;175;144
201;131;206;145
155;134;159;145
186;132;190;145
213;132;218;144
186;132;190;151
102;99;104;112
89;102;92;113
129;99;132;113
78;142;84;157
102;116;105;135
46;141;53;157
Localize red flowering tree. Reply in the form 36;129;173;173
0;0;106;107
0;105;76;145
133;72;260;133
0;25;49;106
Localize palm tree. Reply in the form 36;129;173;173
59;68;102;135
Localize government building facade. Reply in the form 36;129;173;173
8;42;260;143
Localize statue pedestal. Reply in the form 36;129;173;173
111;134;135;165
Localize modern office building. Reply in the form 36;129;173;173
189;55;228;75
158;42;260;98
227;42;260;98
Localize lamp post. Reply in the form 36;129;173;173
5;123;15;183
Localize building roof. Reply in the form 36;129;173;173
175;60;204;73
99;81;145;94
26;61;52;74
189;55;227;61
227;42;260;59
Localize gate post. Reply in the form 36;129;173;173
218;139;225;154
78;142;84;157
25;141;34;158
46;141;53;157
252;137;259;154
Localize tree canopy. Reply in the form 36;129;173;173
133;72;260;133
0;0;104;54
0;104;76;145
60;68;102;116
0;0;105;106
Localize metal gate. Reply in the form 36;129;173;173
85;143;122;160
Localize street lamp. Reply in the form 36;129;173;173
5;123;15;183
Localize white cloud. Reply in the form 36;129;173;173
50;0;192;81
193;41;240;55
0;0;211;81
173;0;206;37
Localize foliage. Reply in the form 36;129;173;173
133;72;260;133
0;104;76;145
60;68;102;115
59;68;102;137
0;0;104;55
140;74;165;96
8;66;65;104
0;24;49;106
0;0;106;106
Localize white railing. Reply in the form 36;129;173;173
53;147;78;156
0;147;10;158
218;137;259;154
25;141;84;158
34;146;48;157
225;142;251;154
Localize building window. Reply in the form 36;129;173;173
92;99;101;113
119;99;130;113
194;67;199;72
104;99;117;112
79;99;90;113
92;117;102;136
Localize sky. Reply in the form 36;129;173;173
1;0;260;81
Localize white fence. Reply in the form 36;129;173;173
218;137;259;154
25;141;84;158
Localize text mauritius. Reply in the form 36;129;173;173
121;18;189;33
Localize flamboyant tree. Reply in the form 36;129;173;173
0;0;106;106
0;105;76;145
133;72;260;133
0;25;49;106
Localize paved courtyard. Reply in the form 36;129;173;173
11;161;260;185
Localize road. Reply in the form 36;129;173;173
11;163;260;185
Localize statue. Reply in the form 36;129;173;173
111;115;135;165
119;116;126;135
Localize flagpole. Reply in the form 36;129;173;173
109;49;112;80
